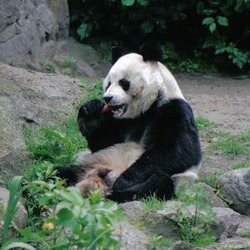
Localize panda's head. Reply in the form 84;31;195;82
103;44;184;119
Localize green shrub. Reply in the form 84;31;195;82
68;0;249;72
2;176;123;249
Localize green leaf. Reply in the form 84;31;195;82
141;21;154;33
217;16;228;26
77;23;93;40
1;242;36;250
39;195;53;206
209;22;217;33
137;0;149;6
57;207;74;221
58;187;83;205
202;17;214;26
41;128;76;154
2;176;23;245
197;1;205;14
121;0;135;6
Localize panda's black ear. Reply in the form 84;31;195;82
139;42;164;62
111;46;123;64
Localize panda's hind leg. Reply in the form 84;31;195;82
77;176;108;197
108;173;175;202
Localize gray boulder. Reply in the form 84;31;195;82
167;241;199;250
0;0;69;69
217;168;250;215
0;63;85;184
212;207;241;238
119;200;232;242
115;222;149;250
120;201;180;240
0;186;28;243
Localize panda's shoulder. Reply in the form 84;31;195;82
157;98;195;121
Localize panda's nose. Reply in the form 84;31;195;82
104;96;113;104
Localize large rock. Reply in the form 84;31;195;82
0;0;69;69
0;63;85;184
212;207;241;238
119;200;232;242
120;201;180;240
217;168;250;215
115;222;149;250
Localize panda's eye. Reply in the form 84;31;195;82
106;81;111;91
119;79;130;91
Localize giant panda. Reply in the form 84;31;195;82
56;44;202;202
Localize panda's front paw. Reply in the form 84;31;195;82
78;99;105;118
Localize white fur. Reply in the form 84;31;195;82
103;53;184;118
172;164;201;181
77;142;144;182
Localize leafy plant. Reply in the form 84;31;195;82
173;182;218;246
24;117;86;166
199;0;250;71
1;176;24;246
3;177;123;249
68;0;249;72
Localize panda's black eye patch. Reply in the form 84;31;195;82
119;79;130;91
106;81;111;91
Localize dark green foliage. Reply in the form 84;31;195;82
68;0;249;72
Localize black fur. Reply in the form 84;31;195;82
139;42;164;62
55;165;83;186
111;46;123;64
111;42;163;64
73;98;202;202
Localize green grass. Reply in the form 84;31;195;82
241;231;250;238
199;171;223;190
231;162;250;170
142;195;166;211
41;59;56;73
211;130;250;156
196;116;214;132
75;79;103;102
61;58;81;76
23;116;86;166
149;236;175;248
23;79;102;168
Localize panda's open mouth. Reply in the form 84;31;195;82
110;104;127;117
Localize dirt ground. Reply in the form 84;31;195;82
176;73;250;134
174;73;250;177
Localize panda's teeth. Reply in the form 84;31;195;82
113;108;122;116
111;105;126;117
